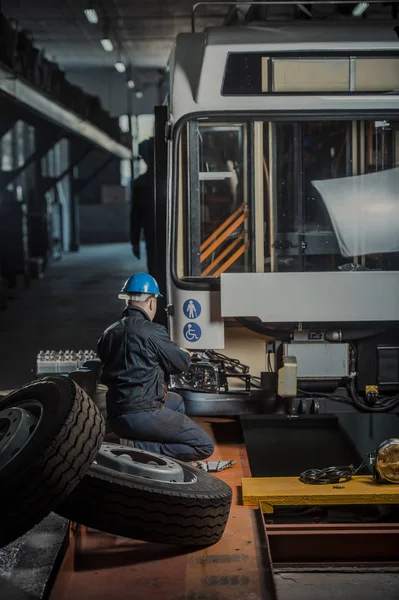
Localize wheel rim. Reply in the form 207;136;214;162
0;401;42;471
95;444;198;484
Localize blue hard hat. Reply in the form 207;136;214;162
119;273;163;298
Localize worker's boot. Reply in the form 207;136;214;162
119;438;136;448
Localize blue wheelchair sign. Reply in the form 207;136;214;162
183;322;202;343
183;299;201;320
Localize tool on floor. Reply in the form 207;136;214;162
194;460;236;472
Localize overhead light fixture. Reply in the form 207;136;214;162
352;2;369;17
115;61;126;73
101;20;113;52
135;90;143;99
127;79;135;89
100;38;113;52
84;8;99;24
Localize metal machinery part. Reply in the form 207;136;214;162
282;342;349;380
373;438;399;484
170;352;255;394
170;360;226;392
167;330;399;417
95;445;198;484
41;337;399;418
0;402;40;470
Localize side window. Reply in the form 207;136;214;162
183;122;254;277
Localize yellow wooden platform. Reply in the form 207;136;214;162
242;476;399;513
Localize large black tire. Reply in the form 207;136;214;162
0;377;105;547
57;448;232;547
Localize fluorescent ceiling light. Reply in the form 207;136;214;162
84;8;98;24
352;2;369;17
127;79;135;89
100;38;113;52
135;90;143;99
115;61;126;73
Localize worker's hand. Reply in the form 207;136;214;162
132;245;141;260
180;347;193;357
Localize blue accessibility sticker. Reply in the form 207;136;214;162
183;299;201;320
183;322;202;343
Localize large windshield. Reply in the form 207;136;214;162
175;117;399;277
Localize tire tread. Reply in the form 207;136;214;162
0;380;105;546
58;457;232;547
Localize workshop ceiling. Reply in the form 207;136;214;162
0;0;230;71
1;1;397;74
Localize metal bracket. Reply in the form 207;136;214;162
165;304;175;317
164;122;172;141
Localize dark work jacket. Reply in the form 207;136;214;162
97;306;190;415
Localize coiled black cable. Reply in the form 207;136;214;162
299;456;370;485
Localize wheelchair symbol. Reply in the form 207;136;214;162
183;322;202;342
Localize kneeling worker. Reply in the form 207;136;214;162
97;273;214;462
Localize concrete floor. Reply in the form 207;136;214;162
0;243;143;390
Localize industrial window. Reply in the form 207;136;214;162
175;117;399;279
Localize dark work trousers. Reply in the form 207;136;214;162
108;392;214;462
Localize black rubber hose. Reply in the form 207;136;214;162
238;321;387;343
348;380;399;413
326;327;387;342
236;318;291;340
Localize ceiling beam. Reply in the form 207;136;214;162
0;64;132;159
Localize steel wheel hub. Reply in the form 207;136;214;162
0;404;40;470
95;444;197;483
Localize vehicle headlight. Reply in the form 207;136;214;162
374;438;399;483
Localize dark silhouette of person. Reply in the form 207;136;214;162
130;137;155;274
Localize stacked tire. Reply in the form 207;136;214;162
0;377;232;548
